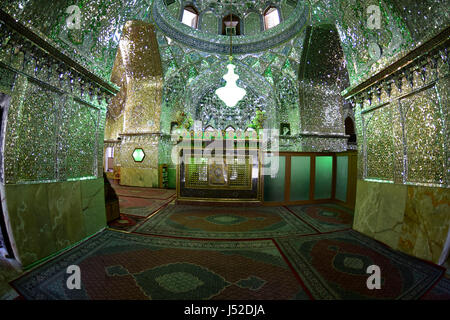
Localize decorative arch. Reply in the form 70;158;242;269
263;5;281;30
11;0;426;87
183;58;279;131
244;11;263;35
199;11;218;34
344;116;356;143
181;5;199;29
222;13;242;35
164;0;181;19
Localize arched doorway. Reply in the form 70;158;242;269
345;116;356;144
263;6;281;30
222;14;241;35
181;5;199;29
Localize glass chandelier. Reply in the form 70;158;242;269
215;0;246;108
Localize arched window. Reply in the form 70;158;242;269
105;147;114;172
263;6;280;30
222;14;241;35
225;126;235;138
204;125;217;139
245;127;257;139
182;5;199;29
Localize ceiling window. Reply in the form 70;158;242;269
264;7;280;30
222;14;241;35
182;6;199;29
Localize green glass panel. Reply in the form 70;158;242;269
264;67;274;85
187;66;198;82
290;156;310;201
132;148;145;162
335;156;348;202
281;1;295;20
17;82;57;182
282;59;291;71
168;168;176;189
244;12;261;35
167;1;181;19
200;12;218;34
264;156;285;202
0;67;15;92
314;156;333;200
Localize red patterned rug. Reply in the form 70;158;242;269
286;204;353;233
134;204;316;239
274;230;445;300
9;202;448;301
10;230;310;300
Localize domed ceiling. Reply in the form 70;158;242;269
166;0;296;17
1;0;447;87
155;0;309;54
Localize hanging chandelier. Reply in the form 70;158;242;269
215;0;246;108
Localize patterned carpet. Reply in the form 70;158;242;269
9;202;450;300
134;205;316;239
274;230;445;300
10;230;309;300
107;186;175;231
421;277;450;300
286;204;354;232
111;185;175;200
118;196;173;217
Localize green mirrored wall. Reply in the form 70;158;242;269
263;155;285;202
263;152;356;207
335;155;348;202
290;156;310;201
314;156;333;200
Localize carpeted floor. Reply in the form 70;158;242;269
8;198;450;300
10;230;309;300
286;204;354;233
421;277;450;300
274;230;445;300
111;184;175;200
118;196;173;217
107;214;147;232
134;204;316;239
107;185;175;231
